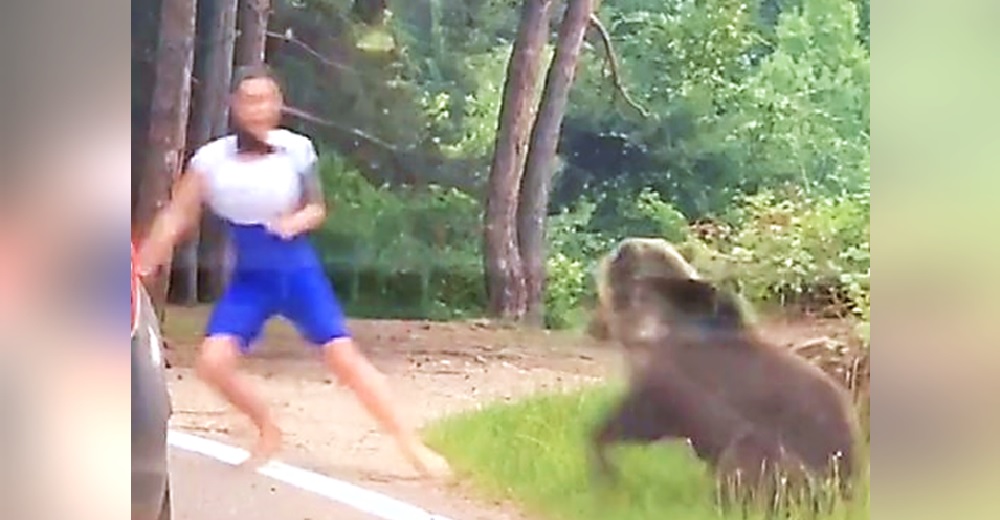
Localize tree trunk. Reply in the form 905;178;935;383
170;226;199;305
236;0;270;67
518;0;594;326
136;0;199;315
193;0;239;302
482;0;553;320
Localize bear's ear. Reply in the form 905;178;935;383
710;289;750;330
608;241;640;281
653;278;750;329
648;277;721;318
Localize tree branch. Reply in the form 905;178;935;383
266;29;355;73
280;105;482;194
587;13;649;118
282;105;405;152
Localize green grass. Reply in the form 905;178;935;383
424;385;870;520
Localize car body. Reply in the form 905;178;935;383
131;245;173;519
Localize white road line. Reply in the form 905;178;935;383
168;430;456;520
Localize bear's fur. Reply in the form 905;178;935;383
589;237;702;339
587;238;705;374
590;273;862;506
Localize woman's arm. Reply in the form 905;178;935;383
136;170;204;275
282;161;328;234
268;141;328;238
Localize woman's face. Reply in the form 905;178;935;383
231;76;283;140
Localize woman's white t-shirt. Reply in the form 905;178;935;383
189;129;319;226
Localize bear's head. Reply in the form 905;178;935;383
589;237;702;343
613;275;750;343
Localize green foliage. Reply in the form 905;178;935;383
310;146;871;338
638;190;868;340
573;0;760;119
424;386;870;520
558;0;869;217
544;251;591;330
618;188;692;244
727;186;868;307
260;0;871;337
419;46;511;160
544;201;616;329
726;0;870;195
541;179;871;340
266;0;869;216
313;153;485;319
576;185;691;251
547;200;613;262
565;0;765;216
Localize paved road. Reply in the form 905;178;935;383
170;449;375;520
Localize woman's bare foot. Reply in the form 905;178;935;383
239;423;282;470
319;339;452;479
397;438;452;479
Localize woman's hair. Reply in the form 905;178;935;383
231;64;281;92
231;64;282;154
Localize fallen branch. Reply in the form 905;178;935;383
587;13;649;118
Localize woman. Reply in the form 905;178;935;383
136;65;450;477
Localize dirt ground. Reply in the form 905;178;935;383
162;305;854;520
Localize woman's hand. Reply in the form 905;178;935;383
135;171;204;274
265;155;329;240
265;203;326;240
264;214;302;240
136;210;185;277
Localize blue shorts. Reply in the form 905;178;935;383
205;265;351;352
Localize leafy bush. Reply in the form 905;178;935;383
542;177;870;341
544;200;615;329
544;251;590;330
684;184;870;323
313;154;485;318
588;186;692;245
725;0;870;197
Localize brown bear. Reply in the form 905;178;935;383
589;273;862;507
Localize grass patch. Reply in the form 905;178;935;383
424;386;869;520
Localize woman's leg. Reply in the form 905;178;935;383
196;335;281;468
200;271;279;468
283;266;451;478
321;338;451;477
